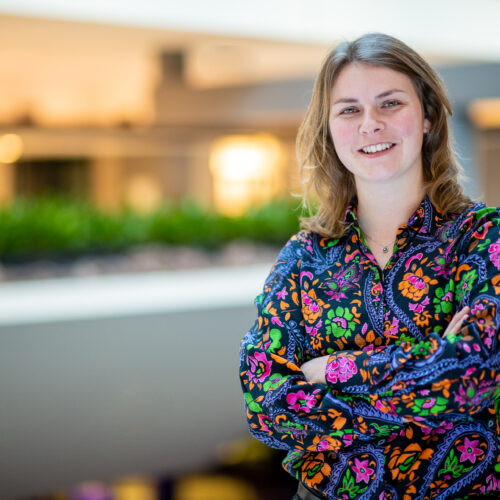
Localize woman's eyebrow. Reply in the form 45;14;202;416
332;88;408;105
376;88;407;99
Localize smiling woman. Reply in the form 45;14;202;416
329;64;430;189
239;33;500;499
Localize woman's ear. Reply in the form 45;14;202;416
423;118;431;134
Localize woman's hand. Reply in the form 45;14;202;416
300;355;329;384
443;306;470;339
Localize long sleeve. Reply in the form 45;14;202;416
323;207;500;427
239;232;404;453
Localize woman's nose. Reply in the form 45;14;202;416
359;110;384;135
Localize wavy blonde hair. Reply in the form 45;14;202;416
297;32;470;238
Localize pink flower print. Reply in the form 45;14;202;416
286;389;319;413
343;434;353;446
488;241;500;270
315;439;330;452
457;436;484;464
371;282;383;297
352;457;374;484
247;351;272;384
276;286;288;300
422;421;453;436
409;274;425;290
455;379;495;407
422;397;436;410
386;317;399;336
481;473;500;493
305;324;319;336
375;398;398;416
471;302;485;316
302;292;320;312
258;414;272;433
270;316;283;327
409;296;430;314
325;356;358;384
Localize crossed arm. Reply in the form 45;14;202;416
301;306;471;384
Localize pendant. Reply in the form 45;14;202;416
382;246;389;253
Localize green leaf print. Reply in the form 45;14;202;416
439;448;466;479
455;269;478;302
325;306;357;339
263;373;289;391
411;339;433;357
244;392;263;413
433;281;454;315
268;329;282;352
337;468;362;499
411;396;448;416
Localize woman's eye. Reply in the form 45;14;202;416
382;100;401;108
341;107;358;115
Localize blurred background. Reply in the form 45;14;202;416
0;1;499;499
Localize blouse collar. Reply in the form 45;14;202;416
343;195;437;239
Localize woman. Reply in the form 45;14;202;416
239;33;499;499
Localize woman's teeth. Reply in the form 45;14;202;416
361;142;394;154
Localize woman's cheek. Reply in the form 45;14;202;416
395;110;424;138
330;122;354;157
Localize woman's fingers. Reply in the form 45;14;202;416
443;306;470;338
300;356;329;384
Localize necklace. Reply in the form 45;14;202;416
363;233;395;254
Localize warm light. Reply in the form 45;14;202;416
0;134;23;163
209;134;284;215
468;98;500;128
113;477;157;500
125;174;163;213
175;474;258;500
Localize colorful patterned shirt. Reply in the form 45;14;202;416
239;196;500;499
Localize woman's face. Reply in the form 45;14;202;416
328;63;431;188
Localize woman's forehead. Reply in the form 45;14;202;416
330;63;416;100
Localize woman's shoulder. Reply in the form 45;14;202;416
280;229;344;257
446;201;500;257
452;201;500;233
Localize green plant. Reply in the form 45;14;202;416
0;195;301;261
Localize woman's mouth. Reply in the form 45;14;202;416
359;142;396;155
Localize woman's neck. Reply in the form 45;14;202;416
355;180;425;241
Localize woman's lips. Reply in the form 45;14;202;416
358;142;396;157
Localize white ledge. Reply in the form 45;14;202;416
0;263;271;326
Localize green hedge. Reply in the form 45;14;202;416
0;196;302;261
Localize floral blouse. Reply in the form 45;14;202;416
239;196;500;499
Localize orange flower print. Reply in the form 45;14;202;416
300;452;332;487
301;289;325;324
471;299;497;349
326;408;348;431
403;485;417;500
307;434;342;452
399;267;436;301
414;310;432;327
492;274;500;295
387;443;433;482
384;316;400;339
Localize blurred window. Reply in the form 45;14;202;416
15;158;90;199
